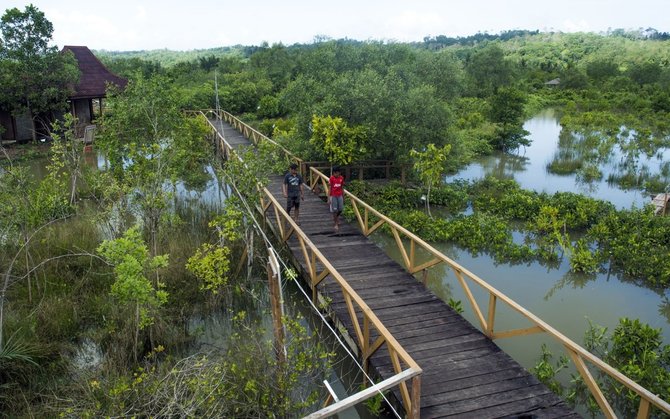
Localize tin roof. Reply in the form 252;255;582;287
62;45;128;99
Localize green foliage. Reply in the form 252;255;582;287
465;43;513;96
567;239;600;274
0;5;79;135
350;174;670;286
49;114;86;205
220;146;270;202
97;74;211;255
410;143;451;215
0;329;40;368
309;114;368;166
363;390;387;416
571;318;670;417
488;87;531;151
59;313;334;418
587;208;670;286
98;226;169;331
531;343;568;396
529;205;565;261
447;298;464;314
471;176;542;220
186;204;244;295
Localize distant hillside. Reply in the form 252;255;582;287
94;45;247;67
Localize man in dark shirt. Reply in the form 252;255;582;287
282;163;304;225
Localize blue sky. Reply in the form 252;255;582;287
6;0;670;51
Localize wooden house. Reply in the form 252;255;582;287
62;45;127;133
544;77;561;86
0;45;127;143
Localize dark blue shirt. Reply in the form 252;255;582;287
284;172;303;197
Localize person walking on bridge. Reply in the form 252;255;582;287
329;166;345;233
283;163;304;225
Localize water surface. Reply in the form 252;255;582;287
449;109;670;209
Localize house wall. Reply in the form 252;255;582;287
0;112;38;142
15;113;34;141
0;111;14;141
73;99;92;124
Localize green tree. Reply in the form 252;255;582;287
410;143;451;216
309;114;367;167
465;43;513;96
186;204;244;296
97;74;211;258
0;5;79;140
489;87;530;151
49;113;84;205
97;226;169;362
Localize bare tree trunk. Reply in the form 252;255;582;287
427;184;433;218
25;239;32;303
70;173;78;206
0;273;9;351
1;245;27;350
134;303;140;363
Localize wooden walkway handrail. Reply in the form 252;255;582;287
197;109;670;418
199;111;423;418
307;166;670;419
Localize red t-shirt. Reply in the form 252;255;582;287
329;175;344;197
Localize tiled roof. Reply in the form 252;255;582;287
62;45;128;99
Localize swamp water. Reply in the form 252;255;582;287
450;108;670;209
372;110;670;397
21;154;374;418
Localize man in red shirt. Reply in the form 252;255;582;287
328;166;345;232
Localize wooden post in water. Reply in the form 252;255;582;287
267;249;286;364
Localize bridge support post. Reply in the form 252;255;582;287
267;250;286;365
410;375;421;419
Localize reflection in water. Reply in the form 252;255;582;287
478;152;530;180
659;298;670;324
449;109;670;209
543;270;597;301
368;219;670;373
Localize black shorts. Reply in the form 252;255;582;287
286;195;300;211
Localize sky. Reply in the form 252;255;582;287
5;0;670;51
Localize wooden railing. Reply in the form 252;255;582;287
199;109;670;419
303;160;407;183
199;110;422;418
307;167;670;419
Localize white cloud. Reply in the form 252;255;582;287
31;0;670;50
48;9;139;50
134;6;147;21
562;19;592;32
384;10;444;41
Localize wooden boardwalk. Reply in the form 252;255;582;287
653;193;669;215
214;119;579;418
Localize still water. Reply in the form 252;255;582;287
449;108;670;209
11;152;372;418
372;233;670;369
390;110;670;369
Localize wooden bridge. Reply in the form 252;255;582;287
653;193;669;216
199;110;670;418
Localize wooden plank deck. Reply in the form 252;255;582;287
653;193;669;215
214;119;579;418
